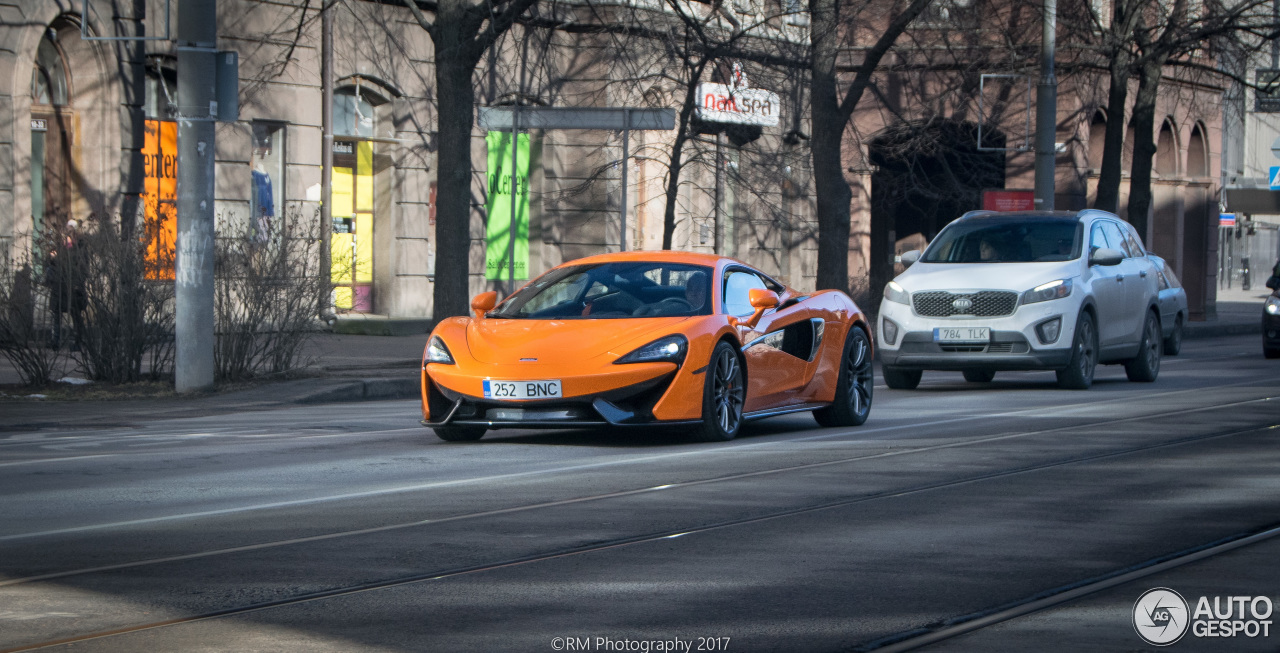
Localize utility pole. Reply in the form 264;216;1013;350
1034;0;1057;211
321;0;334;316
175;0;217;393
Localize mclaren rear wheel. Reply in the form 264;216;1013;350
814;327;873;427
691;341;745;442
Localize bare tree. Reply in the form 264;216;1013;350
809;0;933;294
401;0;541;319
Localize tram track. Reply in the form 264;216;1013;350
2;415;1276;652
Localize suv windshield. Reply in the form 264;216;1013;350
921;218;1083;263
489;262;714;319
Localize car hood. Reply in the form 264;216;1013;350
895;261;1080;293
465;316;693;365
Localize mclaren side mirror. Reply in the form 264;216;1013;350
730;289;779;329
899;250;921;266
471;291;498;319
1089;247;1125;267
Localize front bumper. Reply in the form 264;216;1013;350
878;298;1077;371
423;369;697;429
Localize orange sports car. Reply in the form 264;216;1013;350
420;251;874;442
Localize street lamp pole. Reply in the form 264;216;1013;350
1035;0;1057;211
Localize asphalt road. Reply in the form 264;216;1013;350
0;334;1277;652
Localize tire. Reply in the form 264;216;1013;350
1056;311;1097;390
814;327;874;427
962;369;995;383
690;341;746;442
883;366;922;390
1163;314;1183;356
1265;346;1280;360
433;425;486;442
1125;310;1162;382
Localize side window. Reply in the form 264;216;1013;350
1089;223;1111;255
1101;221;1132;257
1122;224;1146;257
723;270;767;317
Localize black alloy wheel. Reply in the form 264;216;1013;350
815;327;874;427
1056;311;1097;390
1163;314;1183;356
433;425;487;442
1125;310;1162;382
962;369;996;383
692;341;746;442
883;366;923;390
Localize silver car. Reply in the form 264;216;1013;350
1147;254;1188;355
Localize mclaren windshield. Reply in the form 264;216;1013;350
922;218;1083;263
488;262;714;319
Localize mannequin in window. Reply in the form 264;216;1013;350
251;150;274;242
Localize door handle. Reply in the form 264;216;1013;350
1140;271;1148;278
1116;275;1125;282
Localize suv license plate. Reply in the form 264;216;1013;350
483;379;563;399
933;327;990;343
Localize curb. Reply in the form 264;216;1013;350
295;377;419;404
1183;320;1261;339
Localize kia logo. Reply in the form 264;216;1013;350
952;297;973;312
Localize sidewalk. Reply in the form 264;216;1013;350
0;298;1269;430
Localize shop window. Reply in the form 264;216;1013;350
334;89;375;138
32;34;68;107
143;64;178;279
252;122;286;241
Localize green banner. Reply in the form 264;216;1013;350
485;131;532;281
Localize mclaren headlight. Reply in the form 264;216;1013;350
615;335;688;365
426;336;456;365
884;281;910;305
1023;279;1073;305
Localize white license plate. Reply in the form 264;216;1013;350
483;379;563;399
933;327;990;343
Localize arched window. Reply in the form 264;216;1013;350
1187;122;1208;178
31;33;68;106
1155;119;1178;177
1088;110;1107;170
333;88;376;138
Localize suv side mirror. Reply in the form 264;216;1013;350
899;250;921;266
471;291;498;319
1089;247;1124;267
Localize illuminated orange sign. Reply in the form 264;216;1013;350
143;119;177;280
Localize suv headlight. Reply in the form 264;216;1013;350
426;336;455;365
1266;296;1280;316
884;281;910;305
615;335;688;365
1023;279;1073;305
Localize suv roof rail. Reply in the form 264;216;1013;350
959;210;997;220
1075;208;1119;220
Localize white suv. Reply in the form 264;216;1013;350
877;210;1163;390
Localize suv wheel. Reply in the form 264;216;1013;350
883;367;922;390
1056;311;1097;390
1162;314;1183;356
1125;311;1161;382
962;369;995;383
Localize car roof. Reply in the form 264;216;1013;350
559;250;732;268
958;209;1117;223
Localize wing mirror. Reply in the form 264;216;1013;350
471;291;498;319
1089;247;1124;267
899;250;921;266
729;289;779;329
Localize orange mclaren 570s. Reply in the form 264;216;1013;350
420;251;874;442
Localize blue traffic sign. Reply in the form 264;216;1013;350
1270;166;1280;190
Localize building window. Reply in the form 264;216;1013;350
145;65;176;120
31;33;68;107
917;0;977;28
334;89;374;138
251;122;286;241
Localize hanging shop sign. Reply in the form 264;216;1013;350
485;131;533;281
696;82;780;127
982;189;1035;212
143;119;178;280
